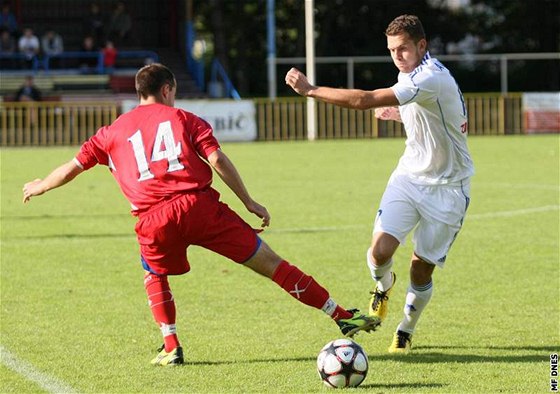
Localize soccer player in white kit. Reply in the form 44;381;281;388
285;14;474;353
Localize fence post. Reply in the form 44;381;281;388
500;55;508;96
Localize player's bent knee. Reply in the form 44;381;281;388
243;241;282;279
410;257;435;285
371;233;399;265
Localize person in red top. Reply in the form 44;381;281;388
101;40;118;73
22;63;379;366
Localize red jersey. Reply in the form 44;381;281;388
75;103;220;213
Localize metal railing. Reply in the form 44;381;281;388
0;93;524;146
275;53;560;95
0;50;159;74
209;59;241;100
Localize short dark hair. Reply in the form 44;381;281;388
135;63;176;99
385;15;425;43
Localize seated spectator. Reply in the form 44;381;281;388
107;2;131;46
101;40;117;74
15;75;42;102
41;28;63;56
18;27;40;69
0;2;17;38
0;28;16;68
41;28;64;69
79;35;99;73
15;75;42;128
83;2;105;45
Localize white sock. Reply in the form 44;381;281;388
397;281;433;334
366;247;394;291
321;298;337;316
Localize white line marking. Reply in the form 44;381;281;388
266;205;560;233
468;205;559;219
1;345;77;393
476;182;560;191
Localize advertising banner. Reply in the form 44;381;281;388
522;93;560;134
122;100;257;141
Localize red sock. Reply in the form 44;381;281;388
144;273;180;352
272;260;351;320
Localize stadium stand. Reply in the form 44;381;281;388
1;0;205;99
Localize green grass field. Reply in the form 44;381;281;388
1;135;559;393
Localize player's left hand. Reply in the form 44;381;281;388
245;200;271;228
22;179;44;203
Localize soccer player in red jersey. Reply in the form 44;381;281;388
22;63;379;366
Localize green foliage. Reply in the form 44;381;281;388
1;135;559;392
193;0;559;95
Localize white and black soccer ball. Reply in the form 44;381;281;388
316;338;368;388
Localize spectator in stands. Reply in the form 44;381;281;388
0;27;14;52
15;75;41;127
41;28;64;69
15;75;42;102
18;27;40;69
0;2;17;38
107;2;131;46
101;40;117;74
84;2;105;45
80;35;99;73
0;28;16;68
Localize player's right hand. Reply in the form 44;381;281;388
285;67;313;97
22;179;44;203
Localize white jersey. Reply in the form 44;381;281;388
391;51;474;185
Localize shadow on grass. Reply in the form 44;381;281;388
4;233;134;240
414;345;559;352
359;382;445;390
369;346;557;364
2;213;130;220
186;343;556;367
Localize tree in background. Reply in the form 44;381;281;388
193;0;559;96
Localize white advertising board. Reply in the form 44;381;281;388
522;92;560;134
121;100;257;142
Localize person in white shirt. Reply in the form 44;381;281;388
18;27;40;68
285;14;474;353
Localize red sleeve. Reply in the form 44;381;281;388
75;126;110;170
181;111;220;159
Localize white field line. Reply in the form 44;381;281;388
467;205;559;219
0;346;76;394
476;182;560;191
267;205;560;233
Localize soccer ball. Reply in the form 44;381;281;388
316;338;368;388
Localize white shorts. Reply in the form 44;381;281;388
373;173;471;267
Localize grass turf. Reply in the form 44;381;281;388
1;134;559;393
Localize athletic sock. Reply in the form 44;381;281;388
144;273;180;352
397;281;433;334
366;247;394;291
272;260;352;321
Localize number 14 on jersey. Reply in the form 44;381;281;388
127;121;184;181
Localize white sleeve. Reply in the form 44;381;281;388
391;71;437;106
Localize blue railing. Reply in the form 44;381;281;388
210;58;240;100
0;50;159;74
185;20;205;92
0;53;40;70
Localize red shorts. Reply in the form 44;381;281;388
135;188;260;275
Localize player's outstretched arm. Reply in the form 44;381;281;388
22;160;84;203
285;67;399;110
207;149;270;228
